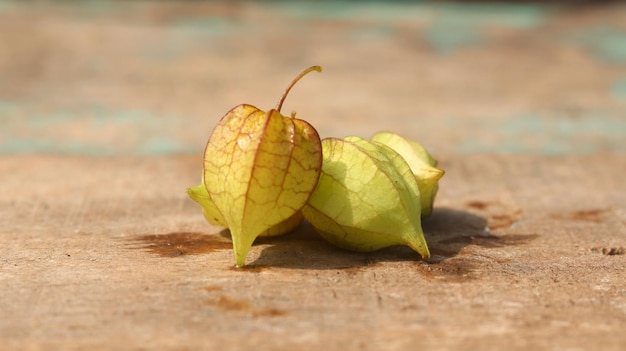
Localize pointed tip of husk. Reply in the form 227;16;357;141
231;230;257;268
405;229;431;259
233;244;251;268
410;242;431;259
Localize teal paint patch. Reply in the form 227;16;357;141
0;1;13;12
566;27;626;64
278;1;547;25
457;114;626;155
424;25;483;54
423;3;547;54
174;17;232;37
0;103;201;156
104;109;160;125
350;25;396;42
143;17;247;61
27;111;78;129
611;79;626;100
277;1;432;22
138;137;197;155
0;137;116;156
277;1;547;54
433;3;547;29
0;100;19;114
0;136;198;156
78;0;114;15
0;138;54;154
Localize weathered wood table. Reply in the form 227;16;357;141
1;2;625;350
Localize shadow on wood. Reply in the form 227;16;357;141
129;208;536;271
249;208;490;269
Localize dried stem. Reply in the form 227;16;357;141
275;65;322;113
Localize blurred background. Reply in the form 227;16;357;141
1;0;625;157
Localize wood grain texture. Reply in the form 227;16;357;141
1;1;625;157
1;154;625;350
1;1;625;350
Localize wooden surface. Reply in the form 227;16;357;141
1;2;626;350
